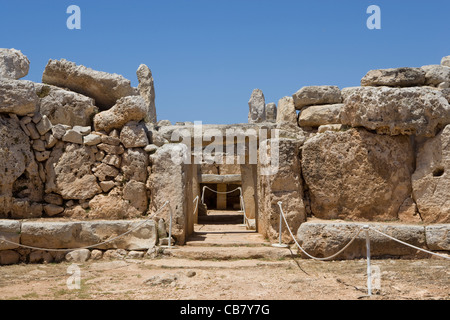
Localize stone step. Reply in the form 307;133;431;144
167;246;293;261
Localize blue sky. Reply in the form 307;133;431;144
1;0;449;124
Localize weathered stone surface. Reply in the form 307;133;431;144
302;128;414;221
340;86;450;137
397;197;422;223
35;150;51;162
148;144;191;244
88;192;142;220
292;86;342;110
44;204;64;217
45;144;101;200
62;129;83;144
296;222;428;260
248;89;266;124
361;67;426;87
92;163;119;182
0;48;29;80
121;149;148;183
120;121;149;148
442;56;450;68
265;103;277;123
94;96;147;133
317;124;344;133
0;80;38;115
412;125;450;223
200;174;242;184
441;88;450;104
65;249;91;263
73;126;91;135
35;83;98;127
137;64;157;123
102;154;121;168
99;181;115;193
426;225;450;251
123;180;148;213
276;97;297;127
421;65;450;86
20;220;157;250
52;124;69;140
258;138;306;243
0;115;43;217
97;143;124;155
83;133;102;146
10;200;43;219
0;250;20;265
298;104;342;127
0;220;21;250
42;59;137;110
43;193;63;206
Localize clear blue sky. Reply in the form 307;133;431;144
1;0;449;124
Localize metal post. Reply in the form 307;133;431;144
168;205;173;249
201;186;206;204
272;202;288;248
364;225;372;296
240;196;246;225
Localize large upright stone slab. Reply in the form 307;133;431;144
137;64;157;123
340;86;450;137
276;96;297;127
248;89;266;124
148;144;190;244
258;138;306;243
42;59;137;110
302;128;414;221
0;48;30;80
412;125;450;223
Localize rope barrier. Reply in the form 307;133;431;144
368;227;450;260
0;200;171;253
193;195;199;218
277;202;364;261
275;201;450;296
201;186;242;204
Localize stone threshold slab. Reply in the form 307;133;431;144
0;219;157;251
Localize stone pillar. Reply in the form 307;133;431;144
216;183;227;210
148;144;189;245
257;138;306;243
240;164;257;220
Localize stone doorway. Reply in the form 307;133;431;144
200;183;242;211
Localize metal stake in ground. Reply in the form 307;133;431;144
364;225;372;296
272;202;289;248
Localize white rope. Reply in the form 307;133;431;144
193;195;199;217
277;202;450;261
369;227;450;260
0;200;170;253
278;202;364;261
203;186;242;195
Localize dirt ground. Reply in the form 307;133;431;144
0;254;448;301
